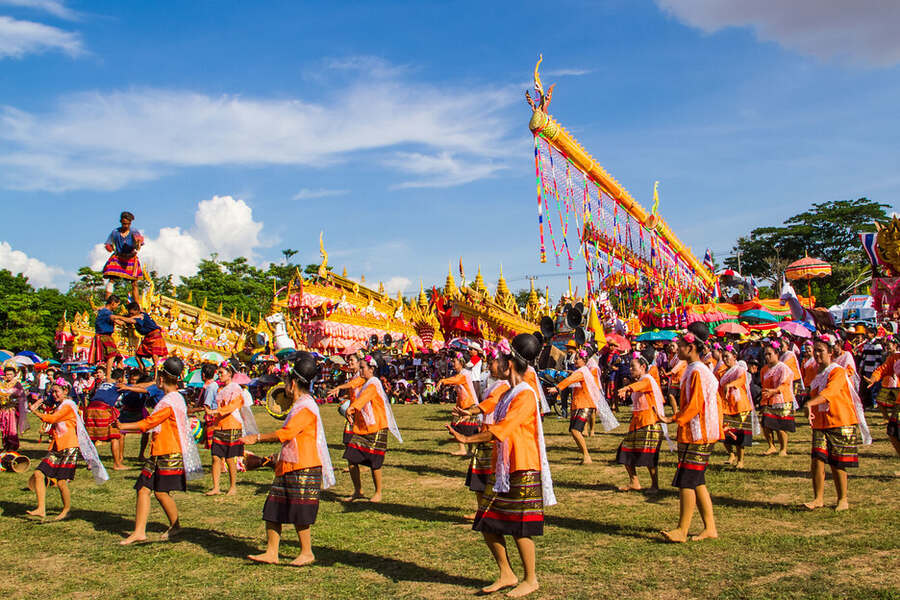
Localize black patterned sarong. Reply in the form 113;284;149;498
672;442;715;489
37;447;79;481
473;470;543;538
343;429;389;469
812;426;860;469
465;441;493;492
263;466;322;526
135;453;185;492
616;423;663;467
722;412;753;448
211;428;244;459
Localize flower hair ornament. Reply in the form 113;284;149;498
681;332;696;344
724;344;736;353
362;354;378;368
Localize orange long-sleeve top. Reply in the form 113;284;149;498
487;387;540;472
36;402;78;451
274;406;322;476
703;356;717;373
478;381;510;417
346;376;365;398
802;358;818;388
761;363;794;407
810;365;859;430
440;372;475;409
556;370;595;410
668;360;686;386
720;370;752;414
674;367;719;444
348;382;387;435
782;352;802;382
134;406;181;456
620;376;660;431
871;353;900;386
210;382;243;431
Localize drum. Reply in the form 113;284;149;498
189;417;205;444
338;399;351;417
243;451;275;471
265;383;292;420
0;451;30;474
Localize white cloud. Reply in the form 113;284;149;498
0;0;80;20
382;276;411;296
0;63;517;191
292;188;348;200
656;0;900;67
547;68;592;76
90;195;265;281
0;240;67;288
0;15;82;58
384;151;506;189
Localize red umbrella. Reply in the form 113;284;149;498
715;322;749;336
606;333;631;352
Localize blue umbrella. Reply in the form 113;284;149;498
635;330;678;342
16;351;43;362
0;351;12;362
739;309;777;324
124;356;154;368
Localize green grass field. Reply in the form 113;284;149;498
0;404;897;600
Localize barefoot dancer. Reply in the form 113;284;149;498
0;361;27;451
550;349;619;464
205;361;257;496
439;352;480;456
243;353;335;566
343;354;402;502
662;323;720;543
760;344;796;456
664;343;686;414
101;211;144;301
117;358;203;545
447;333;555;598
616;355;673;492
327;353;364;446
122;301;168;375
27;378;109;520
867;343;900;456
718;347;760;469
803;336;872;511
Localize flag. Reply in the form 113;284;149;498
703;248;714;272
859;232;880;269
651;181;660;214
587;303;607;349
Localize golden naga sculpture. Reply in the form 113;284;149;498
525;54;554;113
875;216;900;276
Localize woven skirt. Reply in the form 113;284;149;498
135;453;186;492
102;253;143;280
343;429;389;469
888;405;899;440
451;419;480;437
672;442;715;489
37;447;79;481
135;329;168;358
569;407;595;433
465;441;493;492
88;334;121;364
473;470;543;538
211;428;244;459
263;467;321;527
761;404;796;432
84;402;121;441
812;426;860;469
877;387;898;409
616;423;663;467
722;412;753;448
342;422;353;446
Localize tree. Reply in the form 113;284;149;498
281;248;298;265
725;198;890;306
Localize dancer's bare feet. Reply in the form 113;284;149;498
508;580;539;598
159;525;182;541
803;499;824;510
580;457;592;465
204;490;221;496
481;574;518;594
691;528;718;541
726;454;736;465
26;508;46;518
120;533;148;546
735;461;744;470
762;446;777;456
247;552;279;564
52;509;70;522
225;488;237;496
343;492;365;503
450;450;468;456
834;500;850;511
289;553;315;567
645;486;659;495
112;465;129;471
661;529;687;543
369;492;382;503
462;512;476;521
778;450;788;457
617;484;641;492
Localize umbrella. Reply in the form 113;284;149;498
635;329;678;342
274;348;296;359
0;351;12;362
328;355;347;365
16;351;42;362
201;351;225;363
255;373;281;386
250;352;278;363
780;321;813;338
124;356;154;368
739;309;777;324
785;254;832;301
715;322;749;336
605;333;631;352
184;368;203;385
232;372;251;385
12;355;34;366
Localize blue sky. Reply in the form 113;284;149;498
0;0;898;296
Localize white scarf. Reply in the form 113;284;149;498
526;366;552;415
682;361;720;442
631;374;674;451
575;365;619;431
359;376;403;443
150;391;203;480
219;382;258;436
492;381;556;506
763;362;794;408
834;352;860;391
279;393;335;489
719;362;761;435
810;363;872;445
55;399;109;484
481;380;510;425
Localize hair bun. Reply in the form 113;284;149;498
161;357;184;378
686;321;710;342
511;333;541;363
291;352;318;382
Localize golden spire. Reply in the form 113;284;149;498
217;301;223;315
567;275;573;298
473;265;487;294
445;262;458;296
496;264;510;297
186;290;193;303
527;277;539;304
418;280;428;307
360;274;366;284
378;281;385;295
342;266;347;278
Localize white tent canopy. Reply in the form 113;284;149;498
829;295;875;323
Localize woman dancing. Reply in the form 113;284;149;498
205;361;257;495
447;333;555;598
243;353;335;566
760;343;796;456
718;346;759;469
117;358;203;545
439;352;480;456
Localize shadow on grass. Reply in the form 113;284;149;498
545;514;661;539
389;462;466;479
340;500;462;524
313;545;485;586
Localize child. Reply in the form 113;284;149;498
101;211;144;302
88;295;127;380
83;368;127;470
121;302;168;373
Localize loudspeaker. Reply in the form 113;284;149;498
540;316;556;339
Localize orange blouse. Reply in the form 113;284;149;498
274;406;322;476
871;354;900;386
674;368;719;444
648;364;661;389
487;388;540;472
621;377;660;431
36;402;78;451
810;365;858;430
134;406;181;456
801;358;818;388
440;372;475;409
760;363;794;407
720;370;752;414
782;352;802;382
479;381;510;417
348;382;387;435
556;370;595;410
524;368;544;410
668;360;686;387
210;383;243;431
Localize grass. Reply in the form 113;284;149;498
0;404;897;600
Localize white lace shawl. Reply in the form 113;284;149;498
762;362;795;408
359;376;402;443
682;361;720;442
278;393;335;489
630;374;674;450
719;362;761;435
55;399;109;484
526;366;552;415
809;363;871;445
481;380;510;426
149;391;203;480
574;366;619;431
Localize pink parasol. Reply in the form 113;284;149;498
779;321;813;338
232;372;251;385
715;322;749;336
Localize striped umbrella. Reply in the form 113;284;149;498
785;254;832;301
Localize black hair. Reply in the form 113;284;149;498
107;294;121;305
3;365;16;373
110;368;125;380
682;321;710;355
201;363;217;381
138;374;154;384
120;211;135;221
287;352;318;391
126;301;141;312
508;333;540;375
